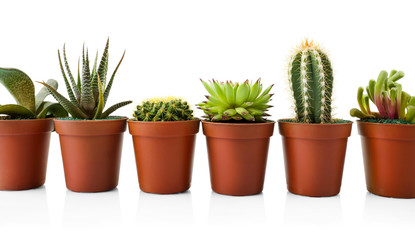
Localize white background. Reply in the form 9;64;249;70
0;0;414;239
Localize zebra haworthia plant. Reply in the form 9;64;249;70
288;39;334;123
38;39;132;120
350;70;415;123
0;68;68;119
198;78;273;122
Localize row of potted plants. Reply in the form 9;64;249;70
0;39;414;199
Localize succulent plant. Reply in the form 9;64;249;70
197;78;273;122
0;68;68;119
350;70;415;123
132;97;194;121
288;40;334;123
38;39;132;119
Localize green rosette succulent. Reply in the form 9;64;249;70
0;68;67;119
198;78;273;122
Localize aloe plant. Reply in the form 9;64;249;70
39;39;132;120
350;70;415;123
0;68;67;119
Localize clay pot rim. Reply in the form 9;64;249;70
278;119;353;126
54;116;127;123
127;119;200;124
0;118;53;122
201;120;275;126
357;120;415;127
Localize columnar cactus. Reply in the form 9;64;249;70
133;97;194;121
288;40;334;123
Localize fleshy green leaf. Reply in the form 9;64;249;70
0;68;36;113
104;50;125;105
35;79;58;110
37;81;89;119
93;74;104;120
58;50;80;107
36;102;68;119
63;44;81;101
80;47;95;113
0;104;35;118
101;100;132;118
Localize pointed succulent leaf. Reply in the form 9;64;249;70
36;102;68;119
350;108;369;118
101;100;132;118
58;50;80;106
104;51;125;105
98;38;110;86
63;45;81;100
35;79;58;110
0;104;35;118
37;81;89;119
80;47;95;113
235;83;249;105
93;74;104;119
0;68;36;113
91;51;99;101
247;78;261;102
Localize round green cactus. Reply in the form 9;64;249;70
133;97;194;121
288;39;334;123
198;78;273;122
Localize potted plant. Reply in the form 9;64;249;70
0;68;67;190
39;39;132;192
128;97;200;194
278;40;353;197
350;69;415;198
198;78;275;196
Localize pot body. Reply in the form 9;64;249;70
128;120;200;194
278;121;353;197
54;118;127;192
202;121;275;196
358;121;415;198
0;119;53;190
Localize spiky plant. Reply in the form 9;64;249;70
197;78;273;122
132;97;195;121
288;39;334;123
350;70;415;123
38;39;132;119
0;68;67;119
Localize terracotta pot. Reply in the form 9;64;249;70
54;118;127;192
357;121;415;198
202;121;275;196
0;118;53;190
278;121;353;197
128;120;200;194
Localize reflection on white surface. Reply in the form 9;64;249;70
137;191;194;225
0;186;49;225
63;188;121;226
208;192;266;225
363;192;415;224
283;192;343;224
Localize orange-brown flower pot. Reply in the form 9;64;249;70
54;118;127;192
278;121;353;197
358;121;415;198
0;119;53;190
202;121;275;196
128;119;200;194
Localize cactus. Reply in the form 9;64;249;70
197;78;273;122
38;38;132;119
350;70;415;123
288;40;334;123
132;97;194;121
0;68;68;119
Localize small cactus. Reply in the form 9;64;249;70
133;97;194;121
198;78;273;122
350;70;415;123
288;40;334;123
